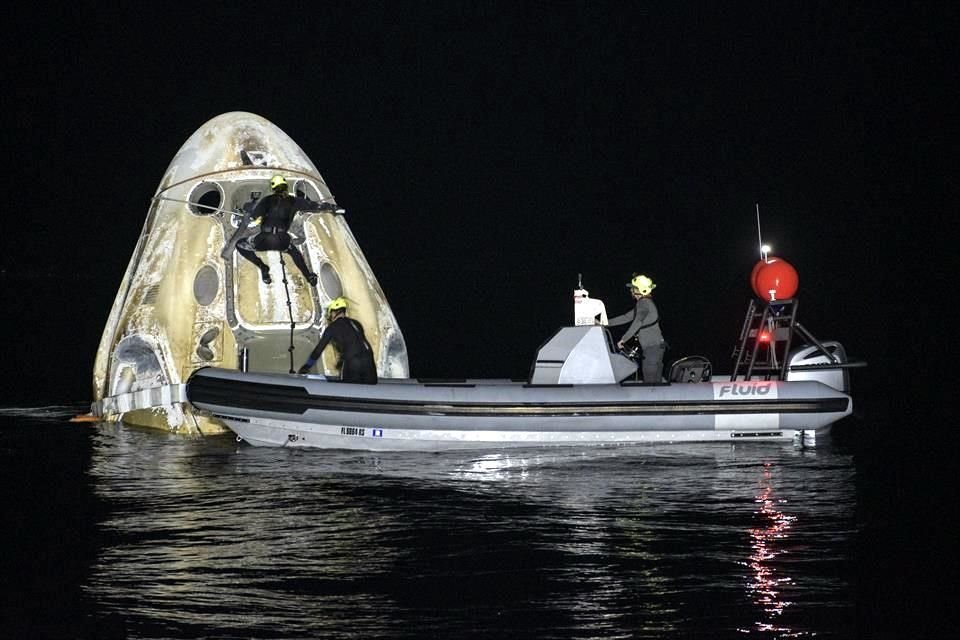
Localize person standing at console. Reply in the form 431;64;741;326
607;274;666;383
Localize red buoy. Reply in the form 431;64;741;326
753;258;798;301
750;257;779;296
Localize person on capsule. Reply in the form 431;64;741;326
607;274;666;383
233;175;331;285
298;297;378;384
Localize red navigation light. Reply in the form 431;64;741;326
758;331;772;343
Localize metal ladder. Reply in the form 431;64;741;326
731;298;840;381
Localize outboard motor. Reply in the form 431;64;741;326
785;342;850;393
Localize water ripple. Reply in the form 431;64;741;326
12;419;860;638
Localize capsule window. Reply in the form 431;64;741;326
188;181;224;216
318;262;343;299
193;265;220;306
293;179;324;202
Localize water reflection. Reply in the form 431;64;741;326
741;462;799;636
77;425;855;638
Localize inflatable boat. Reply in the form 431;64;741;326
187;313;859;451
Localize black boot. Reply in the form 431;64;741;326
260;265;272;284
307;272;318;286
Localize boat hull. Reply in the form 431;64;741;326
187;368;852;451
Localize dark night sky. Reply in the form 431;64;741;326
2;3;954;416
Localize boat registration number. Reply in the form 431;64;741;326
339;427;384;437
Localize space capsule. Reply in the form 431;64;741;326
91;112;409;433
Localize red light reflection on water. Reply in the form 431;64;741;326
738;463;800;636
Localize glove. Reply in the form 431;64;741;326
316;202;345;214
298;358;316;375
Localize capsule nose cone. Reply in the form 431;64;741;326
161;112;321;192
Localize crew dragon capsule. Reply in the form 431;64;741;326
92;112;409;433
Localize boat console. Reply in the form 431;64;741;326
529;326;639;384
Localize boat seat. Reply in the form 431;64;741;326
668;356;712;383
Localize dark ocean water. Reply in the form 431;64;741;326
0;404;951;639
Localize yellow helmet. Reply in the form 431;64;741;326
270;175;288;191
327;297;349;315
627;274;656;295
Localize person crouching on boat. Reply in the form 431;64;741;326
297;297;378;383
607;274;666;383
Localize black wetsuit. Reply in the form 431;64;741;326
301;316;378;384
236;192;323;280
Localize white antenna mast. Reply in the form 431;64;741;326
755;203;763;258
756;203;770;261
